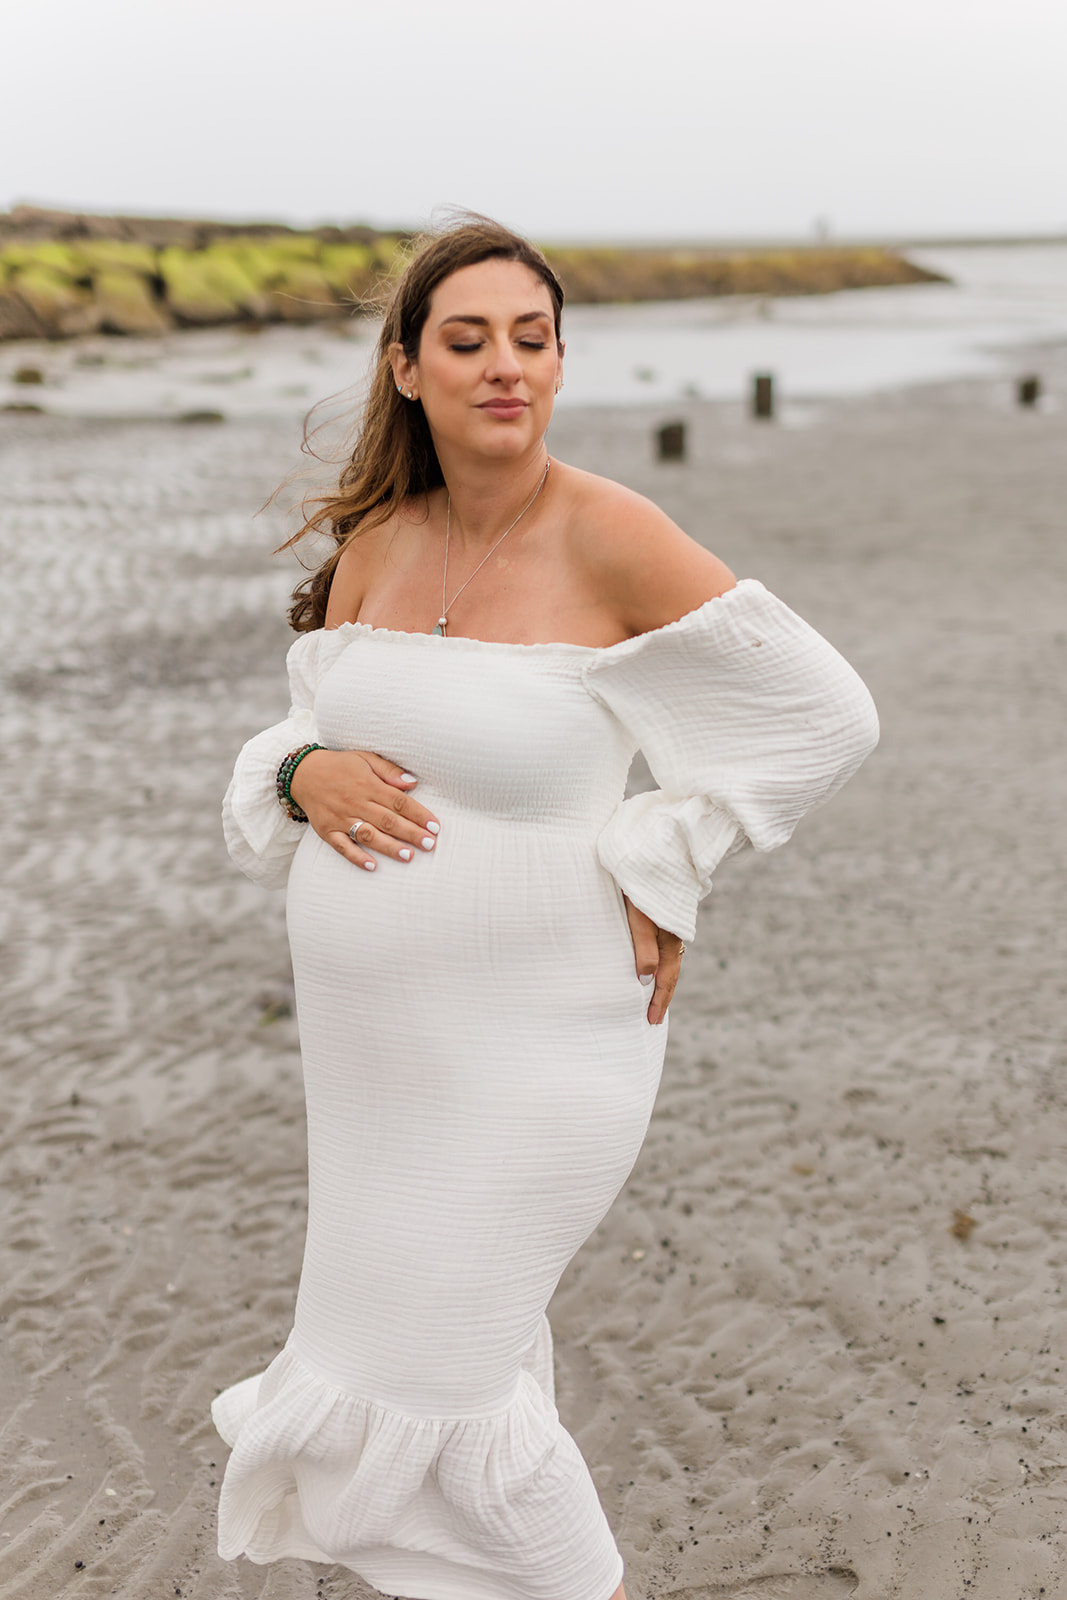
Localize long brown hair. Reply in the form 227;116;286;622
283;215;565;632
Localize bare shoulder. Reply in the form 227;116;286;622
554;462;736;636
323;504;409;628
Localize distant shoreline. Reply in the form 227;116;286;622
6;202;1065;251
542;231;1067;251
0;205;946;343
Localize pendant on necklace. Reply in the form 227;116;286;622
432;616;448;637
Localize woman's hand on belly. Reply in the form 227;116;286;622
288;749;440;872
624;896;685;1025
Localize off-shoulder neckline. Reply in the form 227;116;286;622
326;578;761;659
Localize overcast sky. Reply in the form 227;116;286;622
5;0;1066;242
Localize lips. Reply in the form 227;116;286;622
478;400;527;417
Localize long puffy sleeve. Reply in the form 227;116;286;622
581;579;879;941
222;628;350;890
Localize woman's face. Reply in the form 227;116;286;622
392;257;564;464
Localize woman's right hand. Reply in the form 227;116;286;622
288;750;440;871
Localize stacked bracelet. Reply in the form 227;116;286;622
276;743;325;823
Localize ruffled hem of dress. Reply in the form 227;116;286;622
211;1341;622;1600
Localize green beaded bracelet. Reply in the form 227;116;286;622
276;743;325;823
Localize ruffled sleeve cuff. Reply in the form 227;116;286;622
583;580;879;939
222;707;319;890
221;629;349;891
596;792;743;941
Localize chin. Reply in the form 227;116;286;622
473;425;541;455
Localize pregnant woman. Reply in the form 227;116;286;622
213;216;879;1600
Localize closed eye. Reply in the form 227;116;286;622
449;339;548;353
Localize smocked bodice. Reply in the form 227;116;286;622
315;625;636;831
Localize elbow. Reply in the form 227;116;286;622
824;684;880;792
857;684;881;759
822;675;880;766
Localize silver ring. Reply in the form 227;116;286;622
347;819;366;843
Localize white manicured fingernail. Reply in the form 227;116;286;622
426;820;440;834
421;836;435;850
362;860;376;871
400;773;417;783
639;973;655;986
399;848;412;861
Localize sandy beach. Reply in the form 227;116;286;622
1;354;1066;1599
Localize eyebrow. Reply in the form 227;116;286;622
438;311;553;328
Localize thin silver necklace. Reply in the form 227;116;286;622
432;459;550;636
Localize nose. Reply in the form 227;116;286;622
485;334;523;385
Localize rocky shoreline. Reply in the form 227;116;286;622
0;205;947;341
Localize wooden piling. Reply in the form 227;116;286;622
656;420;686;461
752;372;774;419
1017;375;1041;407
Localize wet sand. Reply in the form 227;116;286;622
1;360;1065;1598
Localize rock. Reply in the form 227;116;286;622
3;204;85;237
14;365;45;384
267;262;338;322
11;266;100;337
217;239;344;321
319;243;375;303
197;245;274;320
263;236;320;263
0;292;50;340
77;239;158;277
95;270;173;335
1;242;51;273
0;204;404;252
159;247;246;325
227;242;301;307
0;220;410;340
544;244;949;304
2;240;86;279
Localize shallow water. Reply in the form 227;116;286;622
0;241;1063;420
557;242;1067;406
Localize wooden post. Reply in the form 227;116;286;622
752;372;774;420
656;420;686;461
1017;375;1041;407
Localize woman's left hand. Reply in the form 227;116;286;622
624;896;685;1025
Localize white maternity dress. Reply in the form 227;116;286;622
214;578;878;1600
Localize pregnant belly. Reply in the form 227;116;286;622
285;810;650;1027
284;813;665;1408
